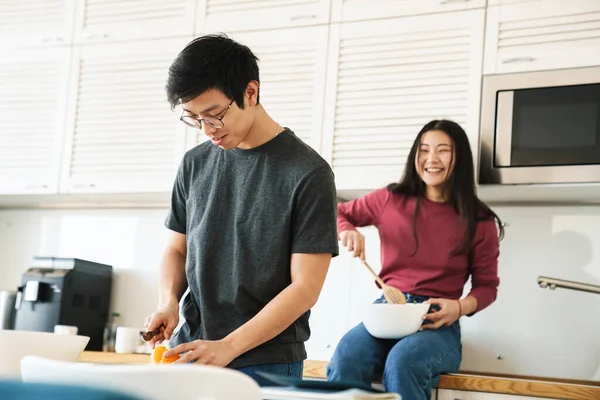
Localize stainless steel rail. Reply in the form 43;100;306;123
538;276;600;295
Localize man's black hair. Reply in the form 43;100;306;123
166;34;260;110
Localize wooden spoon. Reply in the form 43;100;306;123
361;260;407;304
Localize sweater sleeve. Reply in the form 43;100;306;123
467;219;500;313
337;187;391;235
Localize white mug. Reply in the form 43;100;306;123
115;326;142;354
54;325;78;335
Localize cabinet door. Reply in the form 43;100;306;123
438;389;558;400
437;390;483;400
0;0;75;48
196;0;331;33
74;0;195;44
193;26;329;153
483;0;600;74
322;10;485;193
0;48;71;195
61;38;190;194
487;0;537;4
331;0;485;23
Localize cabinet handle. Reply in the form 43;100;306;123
290;14;317;21
501;56;536;64
23;184;49;190
84;32;109;40
72;183;97;189
39;36;64;43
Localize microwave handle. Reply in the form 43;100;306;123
494;91;514;167
14;286;23;310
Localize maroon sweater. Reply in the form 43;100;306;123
337;188;500;313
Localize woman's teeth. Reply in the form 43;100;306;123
425;168;443;172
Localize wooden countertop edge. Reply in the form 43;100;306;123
79;352;600;400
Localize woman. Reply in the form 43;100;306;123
326;120;504;400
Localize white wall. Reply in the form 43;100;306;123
0;209;168;330
1;205;599;380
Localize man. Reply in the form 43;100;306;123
145;34;338;386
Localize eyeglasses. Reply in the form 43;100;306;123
180;99;234;130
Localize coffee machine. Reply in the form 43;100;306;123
13;257;113;351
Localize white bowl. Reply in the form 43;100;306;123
362;303;430;339
0;330;89;378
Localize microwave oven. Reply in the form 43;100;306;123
478;66;600;185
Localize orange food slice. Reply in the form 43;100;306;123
150;345;180;364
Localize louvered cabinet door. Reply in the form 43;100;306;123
331;0;486;23
61;39;189;194
196;0;330;33
194;26;329;153
322;10;485;193
484;0;600;74
0;0;75;48
0;48;71;194
74;0;195;43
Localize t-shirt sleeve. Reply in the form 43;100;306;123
290;165;339;257
165;159;188;234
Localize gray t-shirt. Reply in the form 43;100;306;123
165;128;339;369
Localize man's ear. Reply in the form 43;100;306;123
245;80;259;106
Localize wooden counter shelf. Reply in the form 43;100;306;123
78;352;600;400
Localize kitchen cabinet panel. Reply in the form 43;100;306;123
438;390;556;399
0;0;75;48
483;0;600;74
192;26;330;153
61;38;190;194
74;0;195;44
305;250;354;362
196;0;331;33
331;0;485;23
322;10;485;194
0;47;71;195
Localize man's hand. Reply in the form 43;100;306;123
144;303;179;348
164;339;238;367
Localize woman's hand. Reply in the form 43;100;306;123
339;230;366;260
420;298;462;330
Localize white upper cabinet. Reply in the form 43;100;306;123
74;0;195;44
196;0;331;33
322;10;485;193
61;38;189;194
331;0;485;22
484;0;600;74
0;47;71;195
0;0;75;48
193;26;330;153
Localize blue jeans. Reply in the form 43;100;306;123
237;361;304;387
327;294;462;400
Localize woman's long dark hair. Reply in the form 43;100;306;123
387;119;504;256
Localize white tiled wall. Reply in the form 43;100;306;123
0;204;599;380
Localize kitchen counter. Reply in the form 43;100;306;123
79;352;600;400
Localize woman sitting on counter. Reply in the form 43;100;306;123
327;119;505;400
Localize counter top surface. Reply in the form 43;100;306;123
78;352;600;400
